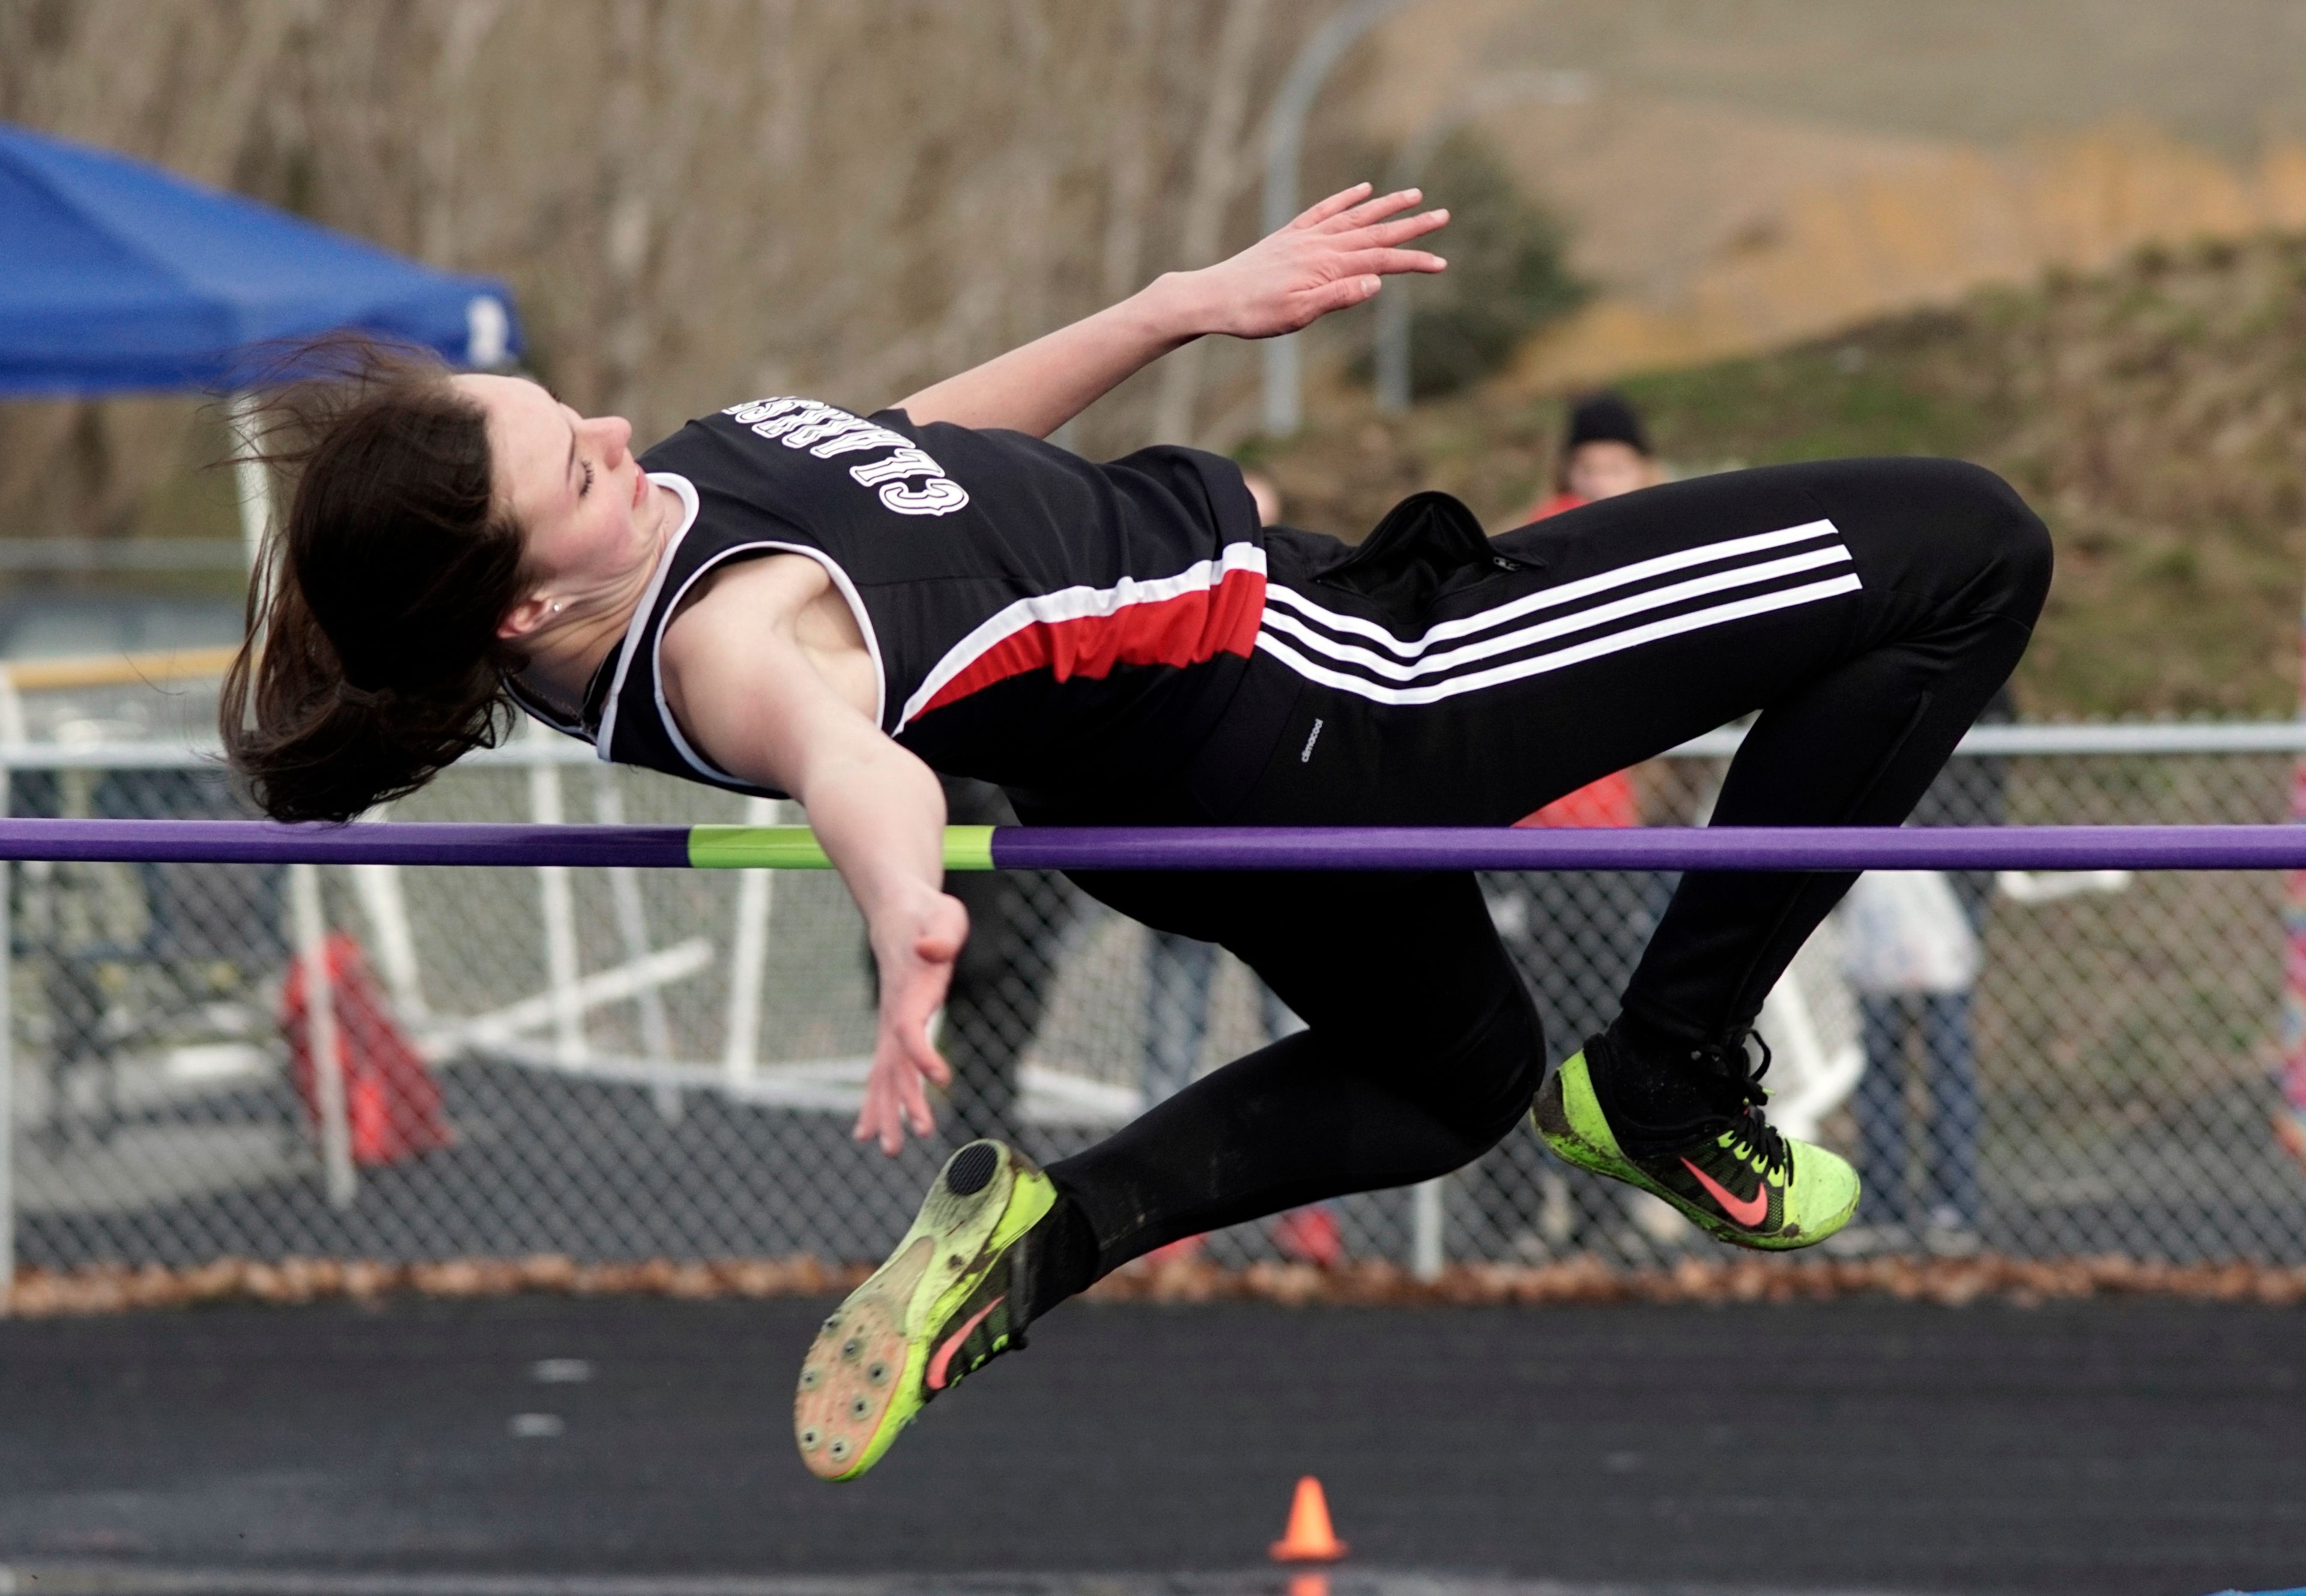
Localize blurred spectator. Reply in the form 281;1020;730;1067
1840;685;2015;1257
1525;390;1661;521
1515;391;1661;832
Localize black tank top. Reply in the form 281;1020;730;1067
507;397;1266;800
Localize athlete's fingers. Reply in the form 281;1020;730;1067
853;1064;890;1149
900;961;955;1089
907;1008;953;1089
1300;276;1383;319
859;1044;916;1155
1339;247;1448;279
1342;208;1449;250
1291;181;1373;230
879;1068;910;1155
1328;187;1423;231
900;1059;936;1138
862;1065;893;1152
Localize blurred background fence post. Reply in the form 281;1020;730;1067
226;391;273;579
1259;0;1412;438
1;734;14;1314
722;794;782;1084
288;860;356;1211
1375;68;1592;415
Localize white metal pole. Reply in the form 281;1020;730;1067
0;742;14;1314
527;730;586;1065
350;806;427;1022
1410;1176;1445;1281
593;768;679;1118
1259;0;1414;438
721;796;781;1083
291;862;356;1209
228;391;275;581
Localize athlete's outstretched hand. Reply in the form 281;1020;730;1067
854;888;969;1156
1180;183;1448;340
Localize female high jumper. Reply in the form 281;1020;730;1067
224;183;2050;1481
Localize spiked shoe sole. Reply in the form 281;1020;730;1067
794;1141;1053;1481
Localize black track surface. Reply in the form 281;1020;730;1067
0;1296;2300;1595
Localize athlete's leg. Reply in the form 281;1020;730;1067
1023;866;1545;1310
1247;455;2050;1054
1609;461;2049;1045
793;863;1540;1478
1236;456;2045;1245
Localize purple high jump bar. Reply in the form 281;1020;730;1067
2;817;2306;871
0;819;697;869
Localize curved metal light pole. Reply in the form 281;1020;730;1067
1259;0;1417;438
1375;68;1594;414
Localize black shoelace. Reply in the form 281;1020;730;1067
1695;1033;1791;1177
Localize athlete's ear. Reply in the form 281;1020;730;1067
497;592;554;642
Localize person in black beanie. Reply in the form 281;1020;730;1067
1527;389;1661;520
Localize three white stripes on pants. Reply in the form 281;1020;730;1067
1255;518;1860;707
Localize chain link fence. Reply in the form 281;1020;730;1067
8;679;2306;1290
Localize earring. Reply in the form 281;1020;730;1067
550;600;566;616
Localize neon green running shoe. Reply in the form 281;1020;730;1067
1531;1031;1859;1251
794;1140;1055;1481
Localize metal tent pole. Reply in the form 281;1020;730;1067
229;392;274;580
0;727;15;1314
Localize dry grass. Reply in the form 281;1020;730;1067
14;1248;2306;1318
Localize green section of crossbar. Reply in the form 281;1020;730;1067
685;824;995;872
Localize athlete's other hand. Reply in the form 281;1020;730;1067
855;889;968;1156
1175;183;1448;341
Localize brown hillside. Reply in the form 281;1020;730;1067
1254;233;2306;720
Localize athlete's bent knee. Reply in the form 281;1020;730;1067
1921;458;2054;624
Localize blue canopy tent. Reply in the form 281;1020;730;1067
0;126;525;1264
0;118;522;564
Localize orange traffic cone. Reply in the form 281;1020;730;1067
1270;1474;1348;1563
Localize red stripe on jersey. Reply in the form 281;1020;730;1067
915;564;1266;719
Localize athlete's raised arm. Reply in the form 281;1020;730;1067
893;182;1448;438
659;558;961;1156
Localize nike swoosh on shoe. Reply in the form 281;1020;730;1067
925;1296;1005;1392
1680;1158;1770;1227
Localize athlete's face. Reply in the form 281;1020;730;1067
457;373;665;641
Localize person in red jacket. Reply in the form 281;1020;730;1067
1525;388;1662;522
1517;391;1660;830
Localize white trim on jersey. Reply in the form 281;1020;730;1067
595;471;700;761
646;536;891;788
1254;519;1859;706
895;542;1268;730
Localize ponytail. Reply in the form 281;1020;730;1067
220;337;529;823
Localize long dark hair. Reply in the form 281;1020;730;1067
220;337;531;823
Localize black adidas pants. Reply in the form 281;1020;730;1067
1023;458;2052;1298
